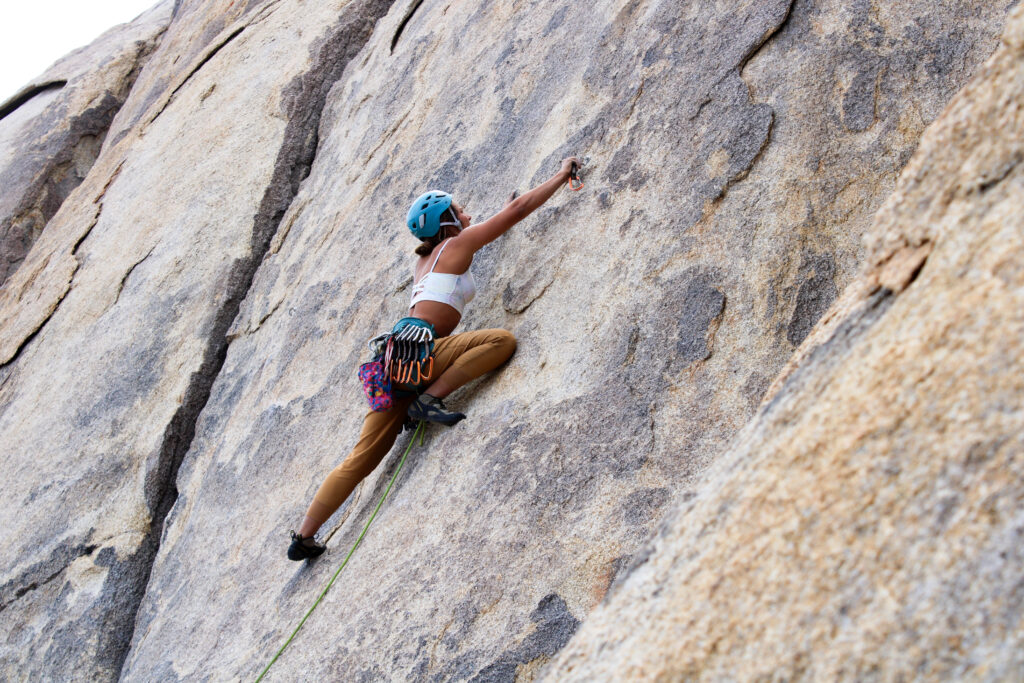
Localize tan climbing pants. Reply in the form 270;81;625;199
305;328;516;524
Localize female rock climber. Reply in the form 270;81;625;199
288;156;580;560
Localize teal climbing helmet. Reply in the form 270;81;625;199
407;190;456;239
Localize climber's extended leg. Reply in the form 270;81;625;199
296;328;515;539
298;396;415;539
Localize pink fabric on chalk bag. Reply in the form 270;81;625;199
358;359;392;411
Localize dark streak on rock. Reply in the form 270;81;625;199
0;541;97;614
698;0;793;208
605;144;650;191
786;250;838;347
469;594;580;682
623;324;641;365
121;0;401;675
542;7;568;37
842;61;881;132
676;272;726;364
624;78;646;122
722;104;775;195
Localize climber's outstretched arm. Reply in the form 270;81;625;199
448;157;578;256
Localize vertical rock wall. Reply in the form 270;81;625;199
118;1;1012;680
0;0;395;679
546;7;1024;677
0;0;1016;679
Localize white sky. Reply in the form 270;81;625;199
0;0;160;104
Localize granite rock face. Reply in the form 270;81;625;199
546;6;1024;679
121;0;1011;681
0;0;1016;680
0;0;395;679
0;2;172;287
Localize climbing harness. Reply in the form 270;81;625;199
359;318;436;410
255;421;426;682
568;161;584;191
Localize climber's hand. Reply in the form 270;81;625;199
560;156;580;179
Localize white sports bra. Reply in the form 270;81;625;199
410;239;476;315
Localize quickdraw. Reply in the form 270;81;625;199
569;161;584;191
360;318;435;411
383;318;434;387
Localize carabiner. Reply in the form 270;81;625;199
569;161;584;191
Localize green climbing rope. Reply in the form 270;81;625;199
256;421;426;682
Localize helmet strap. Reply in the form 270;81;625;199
437;207;460;236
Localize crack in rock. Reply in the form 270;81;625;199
120;0;402;672
2;88;145;286
391;0;427;52
0;155;125;370
145;25;248;128
738;0;796;73
108;246;156;312
0;81;67;122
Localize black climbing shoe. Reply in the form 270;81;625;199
407;394;465;426
287;531;326;561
